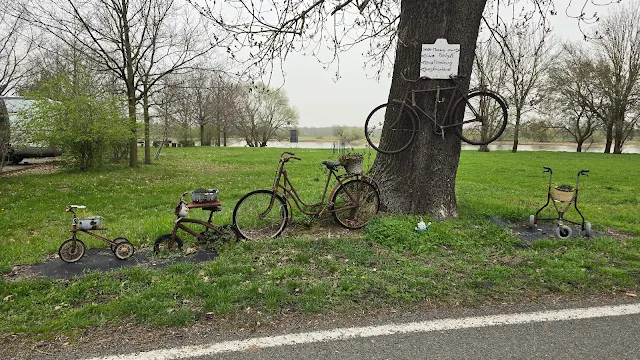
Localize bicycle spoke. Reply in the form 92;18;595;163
332;180;380;229
233;190;288;240
454;91;508;145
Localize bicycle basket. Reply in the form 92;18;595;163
340;156;363;176
78;216;103;230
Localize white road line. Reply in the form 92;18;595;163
86;302;640;360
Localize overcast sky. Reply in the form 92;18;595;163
272;0;607;128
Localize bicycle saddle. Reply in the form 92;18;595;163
322;160;341;170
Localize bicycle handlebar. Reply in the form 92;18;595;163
579;169;589;176
543;166;552;173
280;152;301;162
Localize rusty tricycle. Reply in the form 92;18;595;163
58;205;135;263
529;167;592;239
154;189;237;254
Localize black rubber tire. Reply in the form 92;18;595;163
331;180;380;229
114;242;135;260
58;239;86;263
555;225;573;239
365;101;418;154
452;91;508;145
154;233;183;254
110;237;130;252
232;190;288;240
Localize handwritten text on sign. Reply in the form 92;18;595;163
420;39;460;79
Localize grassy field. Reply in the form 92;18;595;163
1;147;639;338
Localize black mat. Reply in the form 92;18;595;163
13;248;218;280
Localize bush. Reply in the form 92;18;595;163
18;71;130;170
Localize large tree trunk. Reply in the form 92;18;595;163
371;0;486;220
613;112;625;154
143;82;151;165
604;120;613;153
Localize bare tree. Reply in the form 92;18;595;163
592;1;640;154
234;84;298;147
546;43;602;152
472;38;510;151
0;6;34;169
484;18;556;153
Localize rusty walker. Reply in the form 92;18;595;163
529;167;592;239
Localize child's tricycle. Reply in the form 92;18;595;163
529;167;592;239
58;205;135;263
154;189;237;254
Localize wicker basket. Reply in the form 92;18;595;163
342;158;363;175
553;188;574;202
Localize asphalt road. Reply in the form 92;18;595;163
42;298;637;360
199;313;639;360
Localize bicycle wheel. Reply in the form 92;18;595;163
365;101;418;154
232;190;288;240
154;233;183;254
452;91;508;145
59;239;86;263
332;180;380;229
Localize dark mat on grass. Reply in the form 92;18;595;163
11;248;218;280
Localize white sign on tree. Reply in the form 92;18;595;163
420;39;460;79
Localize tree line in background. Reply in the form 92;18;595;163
474;1;639;154
1;0;639;172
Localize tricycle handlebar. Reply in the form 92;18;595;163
66;205;86;212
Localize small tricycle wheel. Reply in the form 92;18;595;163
154;233;183;254
529;215;536;228
584;221;593;238
110;237;130;252
114;242;135;260
555;225;573;239
59;239;86;263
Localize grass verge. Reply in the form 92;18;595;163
0;147;639;338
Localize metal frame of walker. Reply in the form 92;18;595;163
529;166;592;239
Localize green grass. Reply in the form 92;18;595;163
0;147;639;337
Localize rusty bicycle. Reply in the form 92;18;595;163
232;152;380;240
365;73;508;154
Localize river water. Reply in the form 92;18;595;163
229;140;640;154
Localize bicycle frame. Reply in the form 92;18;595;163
398;80;479;131
265;152;362;220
